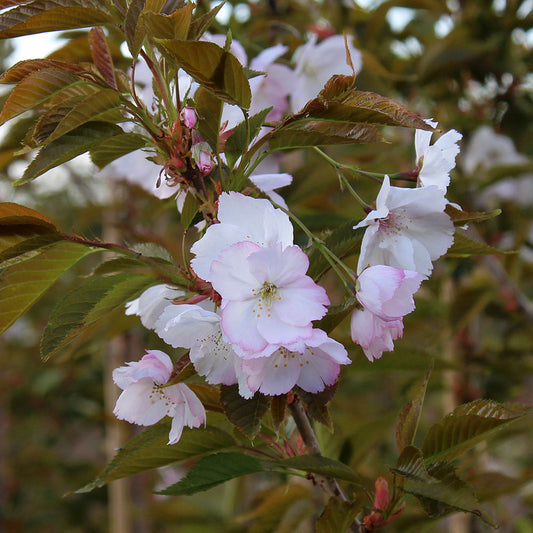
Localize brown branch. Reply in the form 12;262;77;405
288;395;364;532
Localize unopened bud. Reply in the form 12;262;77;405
181;107;197;129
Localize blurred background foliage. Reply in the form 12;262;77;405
0;0;532;532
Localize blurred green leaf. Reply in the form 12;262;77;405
89;132;148;169
445;205;501;226
421;399;530;462
316;496;363;533
180;191;199;230
446;232;508;256
277;455;361;484
295;386;335;429
41;273;156;360
77;424;236;493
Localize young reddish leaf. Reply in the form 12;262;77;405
316;496;363;533
0;240;95;335
17;121;123;184
89;132;148;169
0;68;83;126
159;452;264;496
155;39;251;108
77;425;236;493
125;0;166;57
141;2;194;40
0;59;85;84
220;384;271;440
420;399;530;462
43;88;122;143
395;367;432;453
269;121;382;149
302;90;433;130
0;2;114;39
89;26;118;89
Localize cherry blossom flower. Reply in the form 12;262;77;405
190;192;293;281
249;44;294;122
356;265;426;321
242;329;350;395
350;308;404;362
415;119;462;191
354;176;454;276
125;284;184;329
210;241;330;357
290;34;362;113
113;350;206;444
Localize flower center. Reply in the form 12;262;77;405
259;281;278;303
378;210;410;236
252;282;281;318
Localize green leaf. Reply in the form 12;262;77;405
0;1;115;39
420;399;530;462
392;446;496;526
307;220;363;279
0;68;82;126
159;452;263;496
155;39;251;108
77;424;236;493
269;121;382;150
276;455;361;484
16;122;123;184
187;1;226;40
125;0;147;57
41;273;156;360
395;366;432;453
0;241;94;335
315;298;357;335
445;205;501;226
301;90;432;130
44;89;122;143
141;2;194;40
446;232;508;257
89;132;148;169
220;384;271;440
316;496;364;533
194;86;223;152
179;191;199;230
0;233;63;268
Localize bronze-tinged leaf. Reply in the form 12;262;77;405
32;96;85;145
316;496;363;533
155;39;251;108
0;59;85;84
89;132;148;169
43;88;122;143
445;204;501;226
187;1;226;40
302;90;433;130
125;0;166;57
195;86;222;152
446;232;507;257
294;385;336;429
316;74;356;101
0;202;57;230
270;394;288;435
141;2;194;40
0;68;82;126
89;26;117;89
269;121;383;149
0;1;115;39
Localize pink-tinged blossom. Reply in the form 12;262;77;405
190;192;293;281
356;265;426;321
249;44;294;122
181;106;197;129
210;241;330;358
113;350;206;444
415;119;462;191
249;172;293;209
290;34;362;113
350;309;404;362
243;329;350;395
354;176;454;276
125;284;184;329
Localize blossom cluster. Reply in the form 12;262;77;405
111;32;463;445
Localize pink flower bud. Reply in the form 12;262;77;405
181;106;197;129
192;141;214;175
